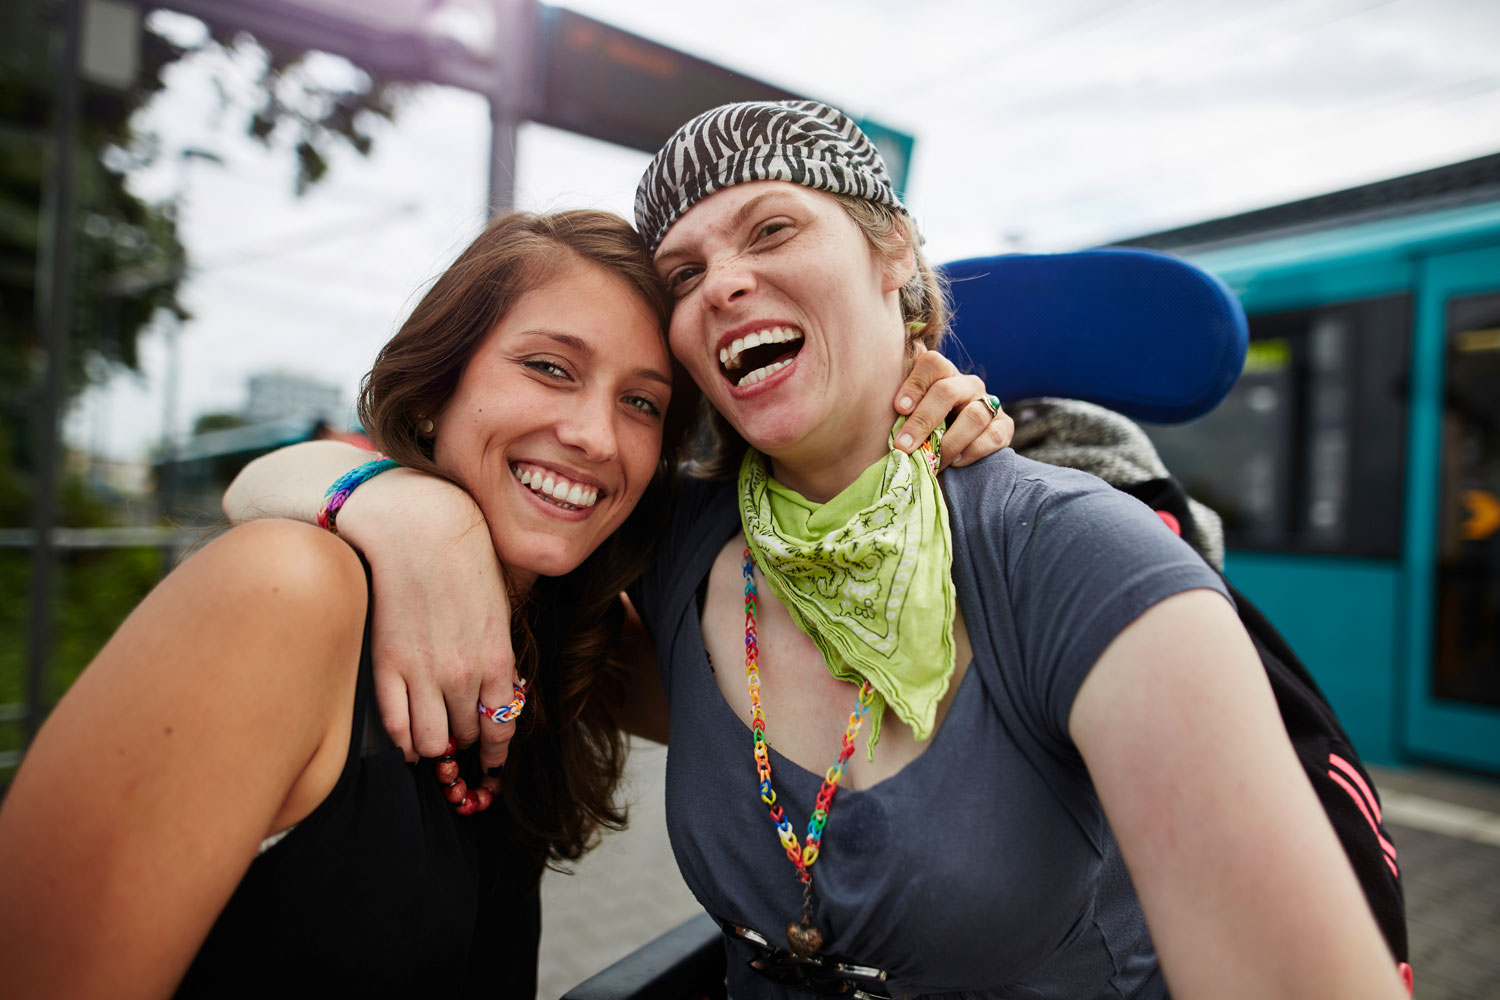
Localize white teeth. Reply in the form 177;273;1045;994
720;326;803;372
510;464;601;509
736;358;791;387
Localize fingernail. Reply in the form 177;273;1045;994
897;396;913;411
897;432;914;450
951;450;963;465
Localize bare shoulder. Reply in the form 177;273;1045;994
130;518;371;722
184;519;367;612
0;523;376;996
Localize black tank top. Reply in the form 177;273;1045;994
176;604;542;997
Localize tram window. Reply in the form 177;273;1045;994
1143;296;1409;557
1434;293;1500;708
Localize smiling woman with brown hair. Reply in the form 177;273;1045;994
0;209;691;997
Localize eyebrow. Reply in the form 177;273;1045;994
518;329;672;387
654;189;800;265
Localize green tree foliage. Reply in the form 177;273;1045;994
191;411;249;435
0;0;405;525
1;2;410;773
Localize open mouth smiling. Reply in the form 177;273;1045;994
718;325;804;387
510;462;601;510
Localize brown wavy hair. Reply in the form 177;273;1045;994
359;210;696;871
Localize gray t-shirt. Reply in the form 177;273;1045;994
632;450;1229;999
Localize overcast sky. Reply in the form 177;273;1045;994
67;0;1500;462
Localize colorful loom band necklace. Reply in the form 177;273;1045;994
743;548;876;958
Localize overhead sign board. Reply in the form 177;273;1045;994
159;1;915;195
533;6;805;154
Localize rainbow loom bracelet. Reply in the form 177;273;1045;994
478;678;528;724
318;457;400;534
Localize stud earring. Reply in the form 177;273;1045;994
416;417;435;436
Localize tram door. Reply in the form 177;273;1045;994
1406;247;1500;773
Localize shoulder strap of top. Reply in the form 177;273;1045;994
353;558;395;758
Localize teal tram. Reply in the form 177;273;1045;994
1118;152;1500;776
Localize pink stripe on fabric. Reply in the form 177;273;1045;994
1328;752;1383;824
1384;853;1399;878
1328;769;1400;870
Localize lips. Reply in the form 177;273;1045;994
510;462;600;510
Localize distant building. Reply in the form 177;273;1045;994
156;419;315;524
245;372;343;425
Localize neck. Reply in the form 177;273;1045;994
763;370;910;502
768;433;891;504
506;566;538;599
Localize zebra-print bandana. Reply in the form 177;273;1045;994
738;419;956;758
635;100;903;255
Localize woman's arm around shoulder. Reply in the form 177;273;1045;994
224;442;517;769
1070;589;1406;1000
0;519;368;1000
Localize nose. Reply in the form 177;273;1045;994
555;390;618;463
701;254;755;310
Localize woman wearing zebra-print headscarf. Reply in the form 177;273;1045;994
618;100;1403;1000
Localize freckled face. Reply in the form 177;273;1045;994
653;182;910;471
432;258;671;590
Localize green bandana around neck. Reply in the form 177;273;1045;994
737;420;957;759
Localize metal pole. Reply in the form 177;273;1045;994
26;0;83;742
488;99;519;217
158;312;181;523
485;0;536;219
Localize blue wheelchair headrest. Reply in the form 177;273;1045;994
939;248;1248;425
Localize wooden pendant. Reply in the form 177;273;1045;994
786;919;825;958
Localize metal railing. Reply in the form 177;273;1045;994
3;525;214;775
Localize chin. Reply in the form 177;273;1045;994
495;535;591;582
734;408;821;455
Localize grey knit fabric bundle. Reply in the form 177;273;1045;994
635;100;903;255
1011;398;1226;570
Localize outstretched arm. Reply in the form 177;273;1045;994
225;443;518;771
0;521;366;999
1071;590;1406;1000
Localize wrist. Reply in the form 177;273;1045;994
333;468;482;555
319;458;401;534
